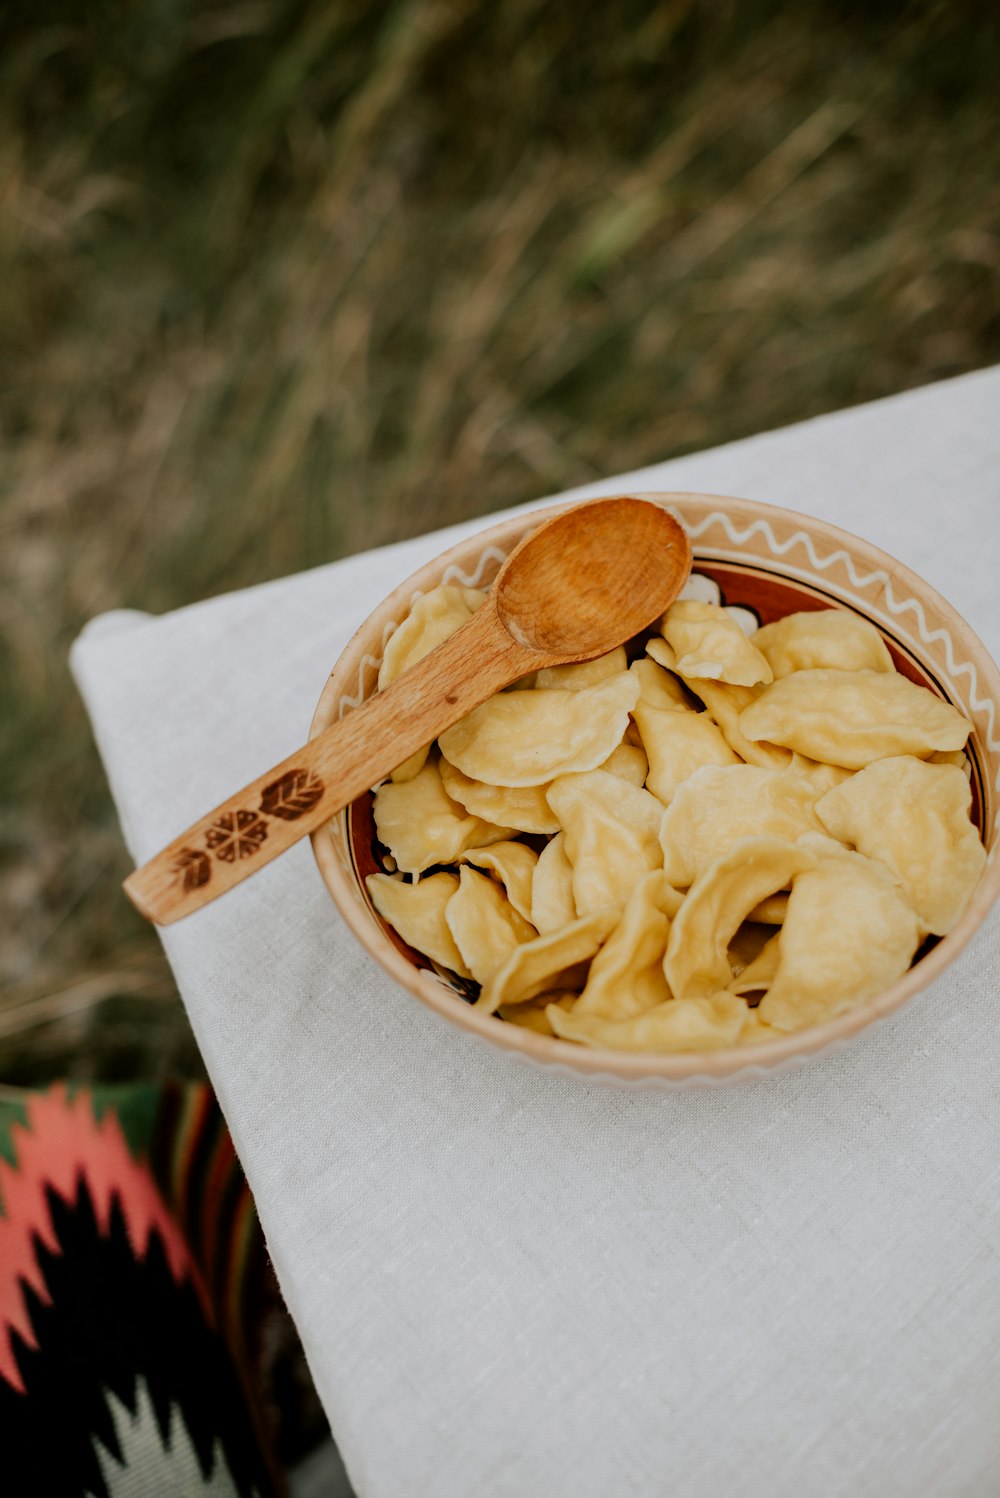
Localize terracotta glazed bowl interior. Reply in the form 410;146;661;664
309;493;1000;1086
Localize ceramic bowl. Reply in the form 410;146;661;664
309;493;1000;1087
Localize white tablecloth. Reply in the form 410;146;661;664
72;368;1000;1498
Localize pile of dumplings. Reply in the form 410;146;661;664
363;576;985;1053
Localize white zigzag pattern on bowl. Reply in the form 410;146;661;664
442;547;509;589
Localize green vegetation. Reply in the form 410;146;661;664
2;0;999;1082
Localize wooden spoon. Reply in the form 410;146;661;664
125;497;691;924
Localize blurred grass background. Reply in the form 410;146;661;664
2;0;1000;1086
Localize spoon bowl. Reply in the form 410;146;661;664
495;498;690;655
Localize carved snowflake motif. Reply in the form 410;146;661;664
205;808;268;862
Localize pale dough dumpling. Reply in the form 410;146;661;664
439;757;559;835
379;583;485;689
572;871;680;1021
634;702;739;807
438;672;640;787
752;608;894;678
498;993;577;1035
739;669;971;768
738;1011;785;1046
815;755;985;935
534;647;627;690
788;753;854;793
686;678;793;771
547;768;664;918
600;742;649;786
372;757;514;873
476;911;617;1015
661;599;773;687
444;867;537;986
548;993;747;1052
758;844;922;1033
628;654;690;710
531;832;577;933
658;765;822;887
664;836;817;999
646;638;792;770
930;749;967;769
440;741;644;834
461;841;538;923
366;871;471;978
378;583;485;781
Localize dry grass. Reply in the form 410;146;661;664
2;0;999;1083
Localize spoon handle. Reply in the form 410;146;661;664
124;603;541;925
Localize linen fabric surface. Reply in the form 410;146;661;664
72;367;1000;1498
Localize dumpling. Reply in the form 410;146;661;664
600;741;649;786
788;753;855;793
815;755;985;935
461;840;538;923
444;867;537;986
661;599;772;687
658;765;822;886
498;993;577;1034
685;677;793;771
366;871;471;978
379;583;485;689
440;742;645;834
646;638;792;770
476;911;617;1015
752;608;894;678
548;992;747;1052
633;701;739;807
372;757;514;873
572;871;679;1021
531;832;578;933
439;757;559;835
758;843;922;1033
664;836;817;1000
738;1011;786;1046
629;654;691;710
930;749;967;769
534;647;627;690
438;672;640;787
739;669;971;768
546;768;664;918
378;584;485;780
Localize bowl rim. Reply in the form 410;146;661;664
309;491;1000;1081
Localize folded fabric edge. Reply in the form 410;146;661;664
72;608;154;646
68;620;154;863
